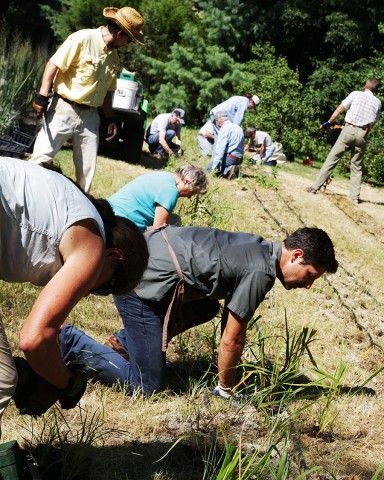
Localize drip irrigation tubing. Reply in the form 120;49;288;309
327;195;384;247
289;415;309;473
274;189;383;308
252;189;383;353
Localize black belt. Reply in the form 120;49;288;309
56;94;92;109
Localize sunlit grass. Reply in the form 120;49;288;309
1;129;384;478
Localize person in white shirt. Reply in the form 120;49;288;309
306;78;381;204
0;158;148;421
145;109;185;159
244;127;286;166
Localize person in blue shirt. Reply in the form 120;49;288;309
210;94;259;129
207;112;244;179
108;165;208;230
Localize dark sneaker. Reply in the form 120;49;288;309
305;186;318;194
104;335;129;361
320;176;332;191
153;152;168;161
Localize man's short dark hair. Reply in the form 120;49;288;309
366;78;380;93
283;227;338;273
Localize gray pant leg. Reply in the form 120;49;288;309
0;319;17;425
312;125;354;189
349;130;366;200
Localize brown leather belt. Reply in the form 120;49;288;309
56;94;92;109
227;153;242;160
346;122;368;129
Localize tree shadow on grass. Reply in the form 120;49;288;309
139;151;169;169
164;356;215;395
32;439;208;480
324;191;384;206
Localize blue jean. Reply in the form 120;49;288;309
60;293;220;394
207;155;242;176
59;293;166;394
146;129;179;156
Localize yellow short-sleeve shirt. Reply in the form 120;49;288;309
51;27;120;108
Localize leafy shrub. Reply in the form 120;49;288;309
238;44;313;158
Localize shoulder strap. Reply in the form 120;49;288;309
160;228;185;351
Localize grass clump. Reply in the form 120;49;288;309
0;23;46;131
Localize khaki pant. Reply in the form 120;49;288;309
30;96;100;193
312;123;367;200
0;319;17;426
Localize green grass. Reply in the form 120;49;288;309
1;128;384;479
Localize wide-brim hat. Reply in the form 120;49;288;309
103;7;144;45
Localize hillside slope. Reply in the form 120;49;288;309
1;153;383;479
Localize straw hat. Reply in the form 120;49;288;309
103;7;144;45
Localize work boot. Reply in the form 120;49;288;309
104;335;129;361
320;176;332;191
227;165;240;180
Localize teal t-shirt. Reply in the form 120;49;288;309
108;172;179;230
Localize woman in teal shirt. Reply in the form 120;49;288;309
108;165;208;230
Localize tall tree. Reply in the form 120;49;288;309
196;0;258;60
41;0;134;42
147;24;241;124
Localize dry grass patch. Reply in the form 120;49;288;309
1;142;384;478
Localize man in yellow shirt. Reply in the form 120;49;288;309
30;6;144;192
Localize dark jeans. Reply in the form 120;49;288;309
60;292;220;395
146;129;180;156
60;293;166;394
207;155;242;176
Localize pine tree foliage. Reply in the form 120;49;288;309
147;24;241;123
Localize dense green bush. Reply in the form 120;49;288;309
40;0;132;42
364;123;384;184
238;44;314;157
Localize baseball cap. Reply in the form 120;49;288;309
172;108;185;124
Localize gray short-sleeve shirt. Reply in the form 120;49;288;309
0;157;105;286
135;226;281;322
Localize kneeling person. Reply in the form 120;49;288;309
207;111;244;179
108;165;208;230
60;226;338;396
145;108;185;158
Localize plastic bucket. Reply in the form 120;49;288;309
112;79;139;112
